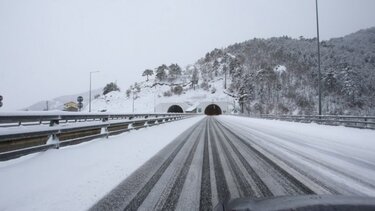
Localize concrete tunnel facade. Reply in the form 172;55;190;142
155;101;230;114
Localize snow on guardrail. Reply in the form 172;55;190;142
0;112;197;161
236;114;375;130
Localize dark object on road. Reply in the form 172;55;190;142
214;195;375;211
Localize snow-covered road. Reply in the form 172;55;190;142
93;115;375;210
218;116;375;196
1;115;375;211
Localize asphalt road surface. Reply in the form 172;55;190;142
91;116;375;211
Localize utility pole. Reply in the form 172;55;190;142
46;101;49;111
132;90;135;113
89;71;100;112
315;0;322;115
224;66;227;89
154;89;156;113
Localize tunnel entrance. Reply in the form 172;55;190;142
167;105;184;113
204;104;222;115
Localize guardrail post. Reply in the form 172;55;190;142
127;122;134;129
339;116;344;126
47;134;60;149
101;127;109;138
49;120;59;127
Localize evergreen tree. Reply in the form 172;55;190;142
191;67;199;90
155;64;167;81
323;70;338;94
168;63;182;80
103;82;120;95
142;69;154;81
339;65;361;106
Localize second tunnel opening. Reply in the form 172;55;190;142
167;105;184;113
204;104;222;115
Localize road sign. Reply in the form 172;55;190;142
77;96;83;103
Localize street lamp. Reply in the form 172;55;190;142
89;71;100;112
132;91;135;113
315;0;322;115
132;88;137;114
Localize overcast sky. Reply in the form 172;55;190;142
0;0;374;110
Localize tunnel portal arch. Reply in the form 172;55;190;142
167;105;184;113
204;104;222;115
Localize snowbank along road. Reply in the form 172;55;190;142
91;115;375;210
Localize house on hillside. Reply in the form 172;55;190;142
64;101;78;112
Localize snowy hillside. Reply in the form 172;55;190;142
221;27;375;115
89;27;375;115
25;88;102;111
85;79;233;113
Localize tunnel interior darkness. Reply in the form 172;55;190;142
204;104;222;115
167;105;184;113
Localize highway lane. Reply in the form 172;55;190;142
91;116;375;211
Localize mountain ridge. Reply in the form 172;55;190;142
26;27;375;115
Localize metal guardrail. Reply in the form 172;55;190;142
256;114;375;129
0;112;196;161
0;112;191;126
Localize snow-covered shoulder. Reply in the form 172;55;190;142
0;116;204;211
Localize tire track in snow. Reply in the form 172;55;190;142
210;119;255;197
208;118;231;204
217;118;340;195
213;119;273;197
215;119;315;195
260;137;375;191
219;118;375;194
199;120;212;210
231;119;375;175
263;130;375;171
90;118;204;211
123;120;203;211
160;124;203;210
